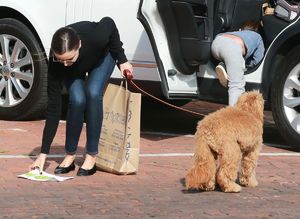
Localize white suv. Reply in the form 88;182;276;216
0;0;300;150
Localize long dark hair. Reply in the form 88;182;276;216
51;26;80;55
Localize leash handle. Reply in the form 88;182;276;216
123;69;133;80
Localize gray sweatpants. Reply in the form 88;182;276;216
211;35;246;106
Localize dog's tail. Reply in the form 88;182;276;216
185;136;216;191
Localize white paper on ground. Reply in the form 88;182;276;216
18;169;74;182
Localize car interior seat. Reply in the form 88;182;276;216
214;0;267;37
261;0;299;47
213;0;237;37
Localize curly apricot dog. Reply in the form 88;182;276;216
186;91;264;193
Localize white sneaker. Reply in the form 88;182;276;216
215;62;228;87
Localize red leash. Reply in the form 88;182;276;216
123;70;206;118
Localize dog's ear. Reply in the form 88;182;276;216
236;91;264;121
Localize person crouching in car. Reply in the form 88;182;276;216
211;21;265;106
29;17;133;176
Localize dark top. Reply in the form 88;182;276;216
41;17;127;154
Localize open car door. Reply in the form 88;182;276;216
138;0;214;99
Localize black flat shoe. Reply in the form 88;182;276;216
77;164;97;176
54;161;75;174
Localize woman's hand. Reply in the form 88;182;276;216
28;153;47;172
119;62;133;79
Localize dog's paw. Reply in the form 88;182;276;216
186;184;215;191
223;183;242;193
205;180;216;191
239;176;258;187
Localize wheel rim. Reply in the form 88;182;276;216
283;62;300;134
0;34;34;107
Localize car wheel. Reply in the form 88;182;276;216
271;46;300;151
0;18;48;120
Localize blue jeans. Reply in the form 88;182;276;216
64;53;115;155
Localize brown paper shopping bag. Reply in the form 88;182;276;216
96;83;141;174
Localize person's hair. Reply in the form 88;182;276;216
240;21;261;32
51;26;80;55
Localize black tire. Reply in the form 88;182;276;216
271;46;300;151
0;18;48;120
